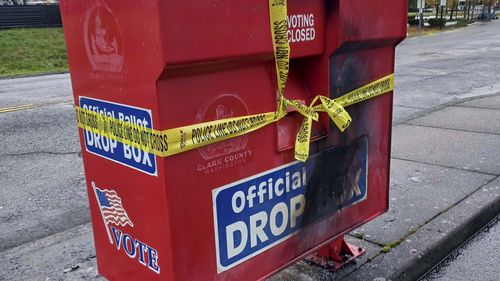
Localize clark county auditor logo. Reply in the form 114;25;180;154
84;2;123;72
196;94;249;160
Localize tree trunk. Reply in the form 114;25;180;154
450;0;456;20
488;0;492;19
440;5;445;29
465;0;469;19
468;2;472;20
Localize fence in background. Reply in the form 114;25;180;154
0;5;62;29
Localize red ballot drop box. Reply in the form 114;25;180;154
60;0;407;280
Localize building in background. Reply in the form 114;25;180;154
1;0;58;5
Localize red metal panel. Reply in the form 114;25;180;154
60;0;407;280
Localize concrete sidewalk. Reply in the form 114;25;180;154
1;93;499;281
274;93;500;281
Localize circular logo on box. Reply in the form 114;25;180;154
196;94;249;160
84;3;123;72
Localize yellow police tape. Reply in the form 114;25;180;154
75;74;394;161
269;0;351;161
269;0;289;99
75;0;395;162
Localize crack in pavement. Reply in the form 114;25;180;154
0;151;81;157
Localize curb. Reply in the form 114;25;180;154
395;179;500;280
0;70;69;80
344;175;500;281
402;197;500;280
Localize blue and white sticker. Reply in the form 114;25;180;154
212;139;368;272
79;96;157;176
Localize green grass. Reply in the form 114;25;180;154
408;12;434;18
409;11;469;19
0;28;68;77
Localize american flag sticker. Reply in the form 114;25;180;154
92;182;134;244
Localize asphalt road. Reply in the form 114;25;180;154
0;75;86;252
1;20;500;255
421;215;500;281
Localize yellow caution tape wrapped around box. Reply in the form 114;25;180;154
75;0;394;162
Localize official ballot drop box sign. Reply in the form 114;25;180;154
60;0;407;280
